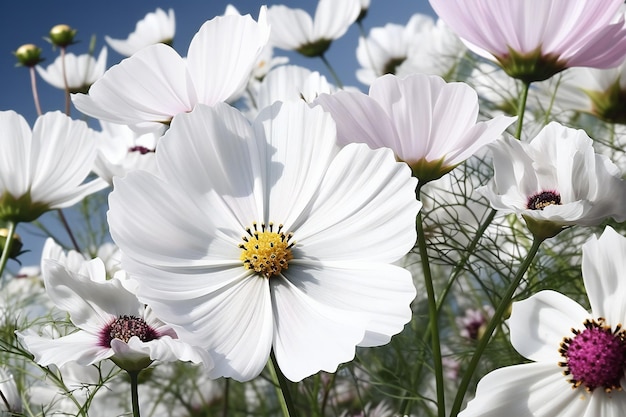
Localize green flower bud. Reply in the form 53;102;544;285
13;44;44;67
48;24;77;48
0;228;25;263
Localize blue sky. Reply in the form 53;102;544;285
0;0;436;269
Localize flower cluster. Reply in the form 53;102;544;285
3;1;626;416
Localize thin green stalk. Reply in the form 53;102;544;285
0;221;17;283
416;185;445;417
320;53;344;89
29;67;43;116
58;209;81;252
60;46;71;116
449;237;544;417
514;81;531;140
268;350;297;417
128;370;141;417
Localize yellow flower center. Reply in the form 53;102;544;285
239;223;295;278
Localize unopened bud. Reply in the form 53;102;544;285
0;228;24;262
14;44;44;67
48;24;77;48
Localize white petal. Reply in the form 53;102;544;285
0;111;31;197
187;12;269;105
509;290;589;362
147;274;273;381
582;226;626;325
312;0;360;41
17;329;113;368
271;276;367;382
72;44;196;131
459;362;583;417
295;144;419;263
267;5;314;50
284;261;416;347
255;101;341;228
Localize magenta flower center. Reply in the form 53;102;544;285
128;146;154;155
527;190;561;210
558;318;626;392
100;315;159;347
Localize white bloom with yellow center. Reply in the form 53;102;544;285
108;101;420;382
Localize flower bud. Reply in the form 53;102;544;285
13;44;44;67
48;24;77;48
0;228;24;262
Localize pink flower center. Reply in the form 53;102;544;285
558;318;626;392
527;190;561;210
128;146;154;155
100;315;159;347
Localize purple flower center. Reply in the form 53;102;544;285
527;190;561;210
558;318;626;392
128;146;154;155
100;315;159;347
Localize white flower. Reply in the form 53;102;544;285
108;101;420;382
17;239;211;372
460;226;626;416
0;111;106;223
268;0;361;56
0;367;21;414
315;73;515;183
72;9;270;132
356;14;465;85
36;47;107;93
430;0;626;82
93;121;164;184
478;122;626;238
105;8;175;57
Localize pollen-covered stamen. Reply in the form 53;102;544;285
527;190;561;210
558;318;626;393
239;222;295;279
100;315;159;348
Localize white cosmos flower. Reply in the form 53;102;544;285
315;73;516;183
17;239;211;372
430;0;626;83
36;47;107;93
105;8;175;57
0;111;106;223
0;367;21;414
460;226;626;416
356;14;465;85
108;101;420;382
93;120;164;184
478;122;626;239
72;8;270;132
268;0;361;57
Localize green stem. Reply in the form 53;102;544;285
0;221;17;283
60;46;71;116
320;53;344;89
58;209;81;252
415;185;445;417
268;350;297;417
448;237;543;417
128;370;141;417
514;81;531;140
29;67;43;116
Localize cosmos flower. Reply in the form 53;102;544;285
0;367;21;415
93;120;164;184
72;9;270;132
356;14;465;85
105;8;175;57
478;122;626;239
315;73;515;183
0;110;106;223
429;0;626;83
108;101;420;382
36;47;107;93
17;239;211;372
460;225;626;416
267;0;361;57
